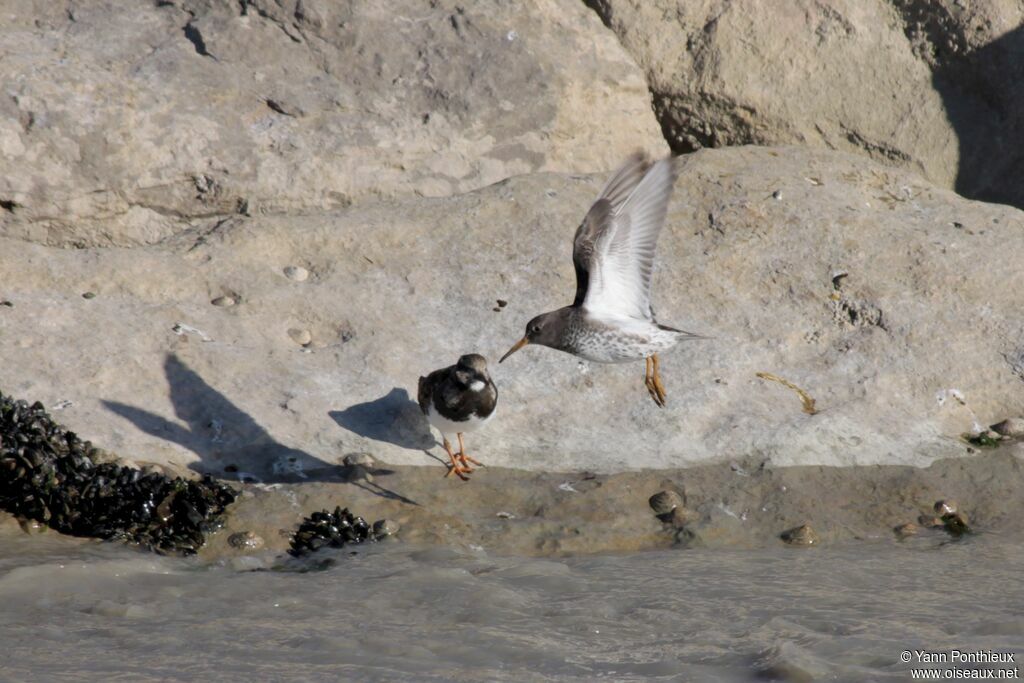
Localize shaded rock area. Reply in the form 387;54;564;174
0;0;666;247
585;0;1024;207
189;447;1024;558
2;147;1023;473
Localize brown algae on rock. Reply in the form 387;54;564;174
932;500;971;536
963;431;1001;448
942;512;971;536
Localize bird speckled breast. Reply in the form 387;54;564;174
567;317;680;363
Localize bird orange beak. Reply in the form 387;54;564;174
499;337;529;363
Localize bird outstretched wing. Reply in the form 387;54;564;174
575;154;679;320
572;151;653;307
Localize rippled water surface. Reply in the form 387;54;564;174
1;532;1021;682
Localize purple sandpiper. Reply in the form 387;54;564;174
500;152;706;406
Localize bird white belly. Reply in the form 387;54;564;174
426;402;495;436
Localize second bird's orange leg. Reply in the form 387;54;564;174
456;432;483;468
443;437;472;480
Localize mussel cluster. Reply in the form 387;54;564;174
289;506;371;557
0;392;235;554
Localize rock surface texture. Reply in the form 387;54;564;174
2;1;1024;477
585;0;1024;207
2;146;1023;475
0;0;666;247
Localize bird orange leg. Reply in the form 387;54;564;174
443;437;472;481
652;354;667;405
645;354;667;407
456;433;483;468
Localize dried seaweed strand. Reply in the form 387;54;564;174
756;372;818;415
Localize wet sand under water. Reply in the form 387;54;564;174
0;527;1021;682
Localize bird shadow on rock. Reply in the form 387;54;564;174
329;387;437;452
101;354;354;489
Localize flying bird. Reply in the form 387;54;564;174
500;152;705;406
418;354;498;480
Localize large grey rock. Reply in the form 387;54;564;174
0;0;666;247
586;0;1024;207
1;146;1023;475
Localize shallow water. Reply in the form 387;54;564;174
1;532;1021;682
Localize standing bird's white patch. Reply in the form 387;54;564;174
426;401;494;436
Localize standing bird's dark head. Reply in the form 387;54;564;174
499;307;573;362
454;353;491;388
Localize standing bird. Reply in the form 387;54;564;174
499;152;704;406
418;354;498;480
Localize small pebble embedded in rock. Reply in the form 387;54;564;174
228;531;265;550
288;328;312;345
991;417;1024;437
344;465;374;483
283;266;309;282
666;507;689;528
893;522;919;538
648;490;685;516
211;296;235;307
781;524;818;546
18;518;47;535
82;291;96;299
372;519;400;539
342;452;375;468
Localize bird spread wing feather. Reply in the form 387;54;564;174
572;151;654;307
578;154;679;320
